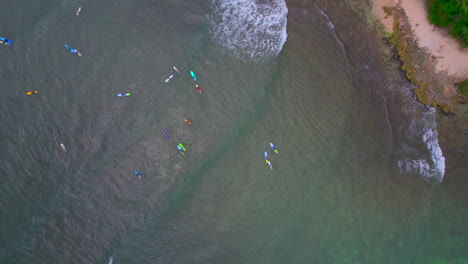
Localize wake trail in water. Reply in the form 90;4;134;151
209;0;288;60
318;9;353;73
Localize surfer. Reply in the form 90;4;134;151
0;37;12;45
65;45;76;53
134;171;142;180
117;93;131;97
164;129;170;138
76;6;81;16
178;143;186;151
64;44;81;56
184;119;192;125
195;84;202;93
60;143;67;152
173;66;180;74
269;142;279;153
177;143;186;155
177;145;185;155
264;152;273;170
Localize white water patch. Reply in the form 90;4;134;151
397;108;445;181
209;0;288;60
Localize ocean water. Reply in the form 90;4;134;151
0;0;466;263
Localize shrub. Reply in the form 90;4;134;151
457;80;468;96
427;0;468;47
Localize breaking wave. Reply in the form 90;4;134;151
209;0;288;60
397;107;445;181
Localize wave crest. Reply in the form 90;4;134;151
397;108;445;181
209;0;288;60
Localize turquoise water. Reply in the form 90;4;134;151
0;0;466;263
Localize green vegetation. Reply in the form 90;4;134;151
457;80;468;95
427;0;468;47
383;6;393;18
389;8;463;113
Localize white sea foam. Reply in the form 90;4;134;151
210;0;288;60
422;126;445;179
397;108;445;181
397;159;431;176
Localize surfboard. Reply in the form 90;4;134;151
190;71;197;81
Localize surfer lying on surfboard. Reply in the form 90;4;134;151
264;152;273;170
269;142;279;154
134;171;142;180
177;143;186;155
177;145;185;155
64;44;82;56
0;37;13;45
60;143;67;151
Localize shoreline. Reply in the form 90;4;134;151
373;0;468;77
372;0;467;113
398;0;468;76
370;0;468;182
372;0;468;113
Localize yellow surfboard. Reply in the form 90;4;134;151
26;91;39;95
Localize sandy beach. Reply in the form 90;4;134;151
373;0;468;77
372;0;395;33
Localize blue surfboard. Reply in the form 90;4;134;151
0;37;13;44
190;71;197;81
64;44;76;53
